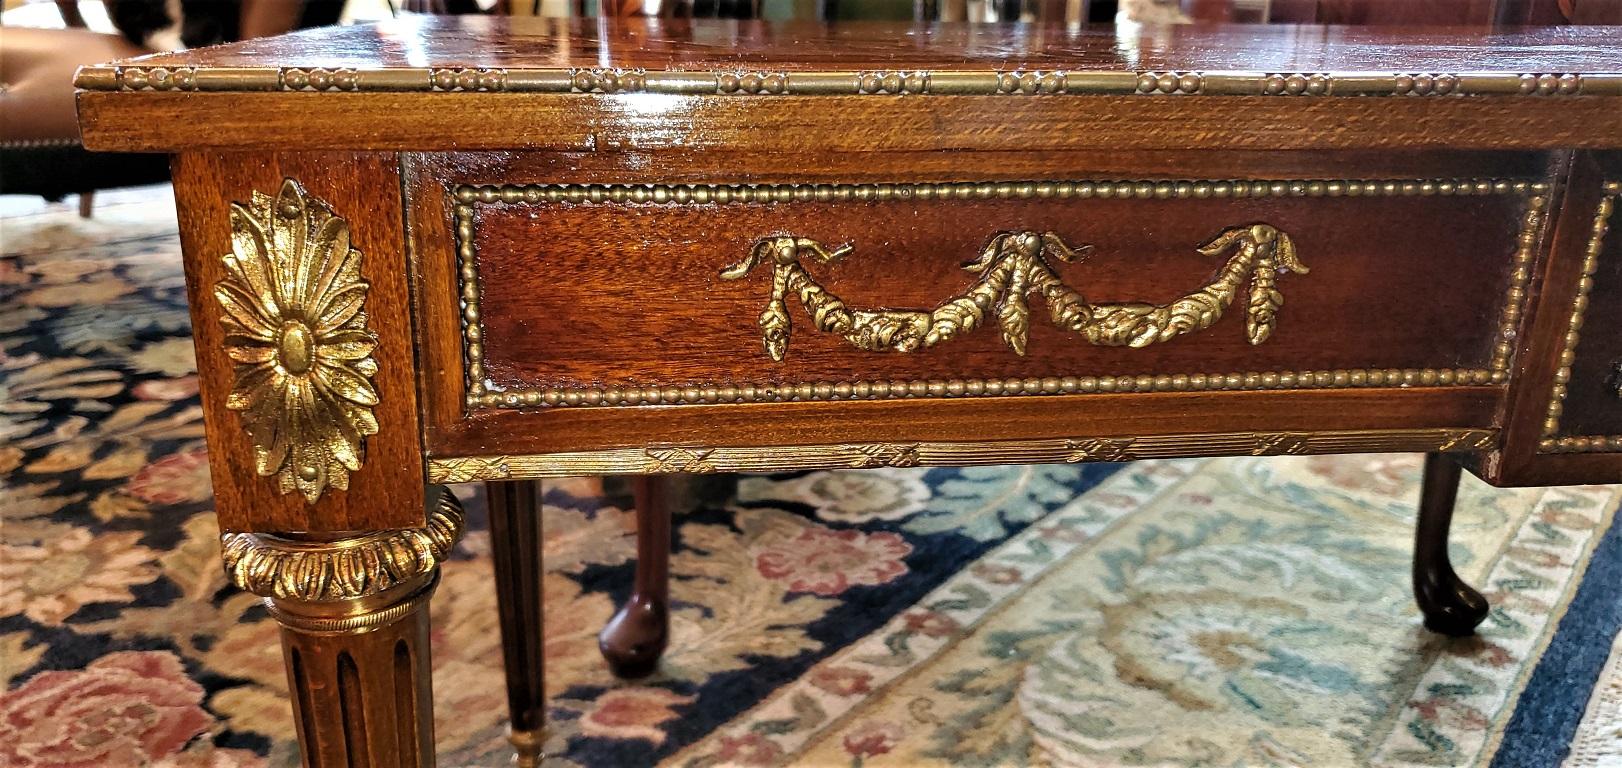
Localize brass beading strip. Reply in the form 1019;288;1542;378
76;65;1622;97
426;427;1497;482
452;178;1545;410
1539;181;1622;454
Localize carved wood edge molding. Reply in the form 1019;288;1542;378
221;490;465;603
426;428;1497;482
76;65;1622;97
1540;180;1622;454
454;178;1545;410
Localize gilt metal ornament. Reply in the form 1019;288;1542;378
217;179;380;502
721;224;1306;361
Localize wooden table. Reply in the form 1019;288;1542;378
75;16;1622;767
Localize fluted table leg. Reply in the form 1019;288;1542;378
221;487;465;767
488;480;547;767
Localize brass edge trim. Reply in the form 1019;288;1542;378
1538;180;1621;454
220;490;465;602
451;178;1544;410
76;66;1618;96
426;428;1498;481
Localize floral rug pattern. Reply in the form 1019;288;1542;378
2;189;1620;768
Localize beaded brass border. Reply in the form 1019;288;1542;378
425;427;1497;482
453;178;1545;410
76;65;1622;97
1539;181;1622;454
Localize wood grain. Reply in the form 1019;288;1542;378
77;92;1622;153
172;152;426;532
70;16;1622;74
405;148;1535;460
1485;150;1622;486
465;185;1521;388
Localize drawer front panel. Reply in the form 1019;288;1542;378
455;178;1541;410
1540;178;1622;453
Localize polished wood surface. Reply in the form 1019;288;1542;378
71;18;1622;153
404;148;1525;460
75;15;1622;72
170;151;426;532
75;93;1622;153
486;481;546;768
1412;453;1490;635
466;180;1519;384
273;579;438;768
598;476;673;679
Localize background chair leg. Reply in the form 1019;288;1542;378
1413;453;1490;636
78;191;94;218
600;475;673;678
487;480;546;768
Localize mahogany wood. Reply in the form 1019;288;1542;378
273;576;438;768
170;152;426;532
599;475;674;679
76;93;1622;153
1413;453;1490;635
404;148;1530;460
466;183;1517;384
70;16;1622;73
1484;152;1622;485
486;480;547;767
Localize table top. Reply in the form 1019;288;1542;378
72;17;1622;155
81;16;1622;76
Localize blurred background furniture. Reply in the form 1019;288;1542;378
0;23;165;216
0;0;342;216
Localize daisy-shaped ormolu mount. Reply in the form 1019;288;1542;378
216;178;380;503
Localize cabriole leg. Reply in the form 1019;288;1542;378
487;480;547;767
599;475;674;679
221;488;465;768
1413;453;1490;636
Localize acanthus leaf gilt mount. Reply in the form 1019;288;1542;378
218;179;382;503
721;225;1305;361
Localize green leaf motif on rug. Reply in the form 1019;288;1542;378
902;466;1094;541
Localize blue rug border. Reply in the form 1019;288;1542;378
1491;496;1622;768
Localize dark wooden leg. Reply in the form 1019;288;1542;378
487;480;547;767
599;475;673;679
221;488;464;768
1413;453;1490;636
78;191;95;218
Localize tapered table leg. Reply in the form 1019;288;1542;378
600;475;673;679
1413;453;1490;636
220;487;465;768
487;480;547;767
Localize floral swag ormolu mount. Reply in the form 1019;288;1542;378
721;224;1307;361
